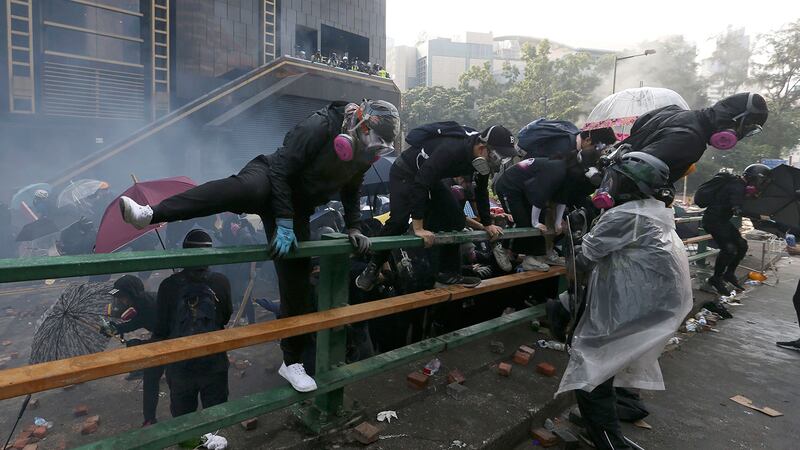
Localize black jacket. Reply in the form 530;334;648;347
624;94;758;183
153;268;233;341
397;136;492;225
702;177;746;222
115;291;158;335
495;154;594;209
265;102;370;229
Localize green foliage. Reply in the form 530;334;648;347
635;35;709;108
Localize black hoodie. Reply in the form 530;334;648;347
623;93;767;183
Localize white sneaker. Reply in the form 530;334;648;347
119;196;153;230
278;362;317;392
492;243;513;272
545;254;566;266
521;255;550;272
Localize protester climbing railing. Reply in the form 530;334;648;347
0;228;565;449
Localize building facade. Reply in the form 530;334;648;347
0;0;388;194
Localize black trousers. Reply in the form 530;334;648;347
703;216;748;278
143;364;165;422
793;278;800;327
151;156;315;365
166;369;229;417
497;190;546;256
369;166;464;275
575;377;632;450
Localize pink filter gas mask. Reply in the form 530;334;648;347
591;191;615;209
709;130;738;150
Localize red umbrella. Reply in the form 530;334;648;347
94;176;196;253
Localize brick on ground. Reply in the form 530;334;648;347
241;418;258;431
498;362;512;377
531;427;559;447
353;421;380;444
406;371;429;389
536;362;556;377
73;404;89;417
513;350;531;366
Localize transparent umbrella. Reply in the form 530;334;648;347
57;179;107;209
583;87;690;140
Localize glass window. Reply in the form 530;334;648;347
43;1;140;39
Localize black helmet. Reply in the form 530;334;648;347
612;152;670;196
743;163;770;185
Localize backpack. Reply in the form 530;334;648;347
694;172;737;207
405;121;477;149
517;119;579;158
170;274;219;339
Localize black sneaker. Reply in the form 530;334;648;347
707;276;731;296
703;300;733;319
434;273;481;289
355;262;379;291
723;273;746;292
546;298;570;342
776;339;800;351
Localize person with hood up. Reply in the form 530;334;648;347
494;128;616;271
556;152;693;450
354;123;514;292
592;92;768;210
699;164;770;298
118;100;400;393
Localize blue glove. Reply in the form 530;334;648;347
270;219;297;258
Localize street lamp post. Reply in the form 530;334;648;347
612;49;656;94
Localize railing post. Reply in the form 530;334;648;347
296;238;352;432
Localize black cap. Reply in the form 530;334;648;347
110;274;145;299
183;229;213;249
480;125;517;158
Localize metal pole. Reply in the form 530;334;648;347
612;57;618;94
683;176;689;204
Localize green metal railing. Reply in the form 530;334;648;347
0;228;557;449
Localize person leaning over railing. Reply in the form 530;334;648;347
118;99;400;393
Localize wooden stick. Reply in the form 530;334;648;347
232;263;257;327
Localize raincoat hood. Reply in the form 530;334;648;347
703;92;768;132
557;199;693;395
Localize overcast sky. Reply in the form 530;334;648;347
386;0;797;57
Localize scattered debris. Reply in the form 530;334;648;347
537;339;567;352
519;345;536;355
240;418;258;431
730;395;783;417
447;369;466;385
201;432;228;450
234;360;249;370
450;439;468;448
353;422;380;444
406;371;429;390
73;404;89;417
447;382;468;399
489;341;505;354
498;362;512;377
667;337;681;345
378;434;409;440
422;357;441;376
633;419;652;429
376;411;398;423
536;362;556;377
530;427;559;447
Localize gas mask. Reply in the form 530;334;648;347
471;149;502;176
709;93;764;150
334;101;398;162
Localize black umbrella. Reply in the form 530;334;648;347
742;164;800;227
362;156;395;196
16;218;60;242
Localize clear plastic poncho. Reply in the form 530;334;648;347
557;198;692;396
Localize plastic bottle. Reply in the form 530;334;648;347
537;339;567;352
787;233;796;247
422;357;441;376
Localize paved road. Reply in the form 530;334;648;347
621;257;800;449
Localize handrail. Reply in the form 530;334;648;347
0;269;562;400
0;228;542;283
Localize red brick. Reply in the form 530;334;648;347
73;404;89;417
353;421;380;444
531;427;559;447
81;421;99;435
85;415;100;425
31;427;46;439
17;431;31;441
447;369;466;385
536;362;556;377
407;371;429;389
11;438;28;449
498;362;512;377
513;351;531;366
519;345;536;355
240;418;258;431
22;444;38;450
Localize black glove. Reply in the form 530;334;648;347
348;228;371;255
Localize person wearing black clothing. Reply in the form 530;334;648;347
103;274;161;426
119;100;399;392
216;215;259;325
355;124;516;291
153;230;233;418
494;128;614;271
702;164;769;296
619;92;768;184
